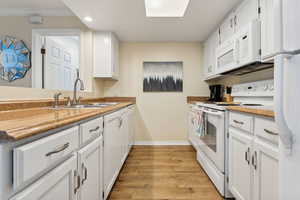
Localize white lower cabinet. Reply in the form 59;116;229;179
229;129;252;200
10;155;77;200
228;112;279;200
78;136;103;200
253;139;279;200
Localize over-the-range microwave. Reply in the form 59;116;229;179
215;19;261;74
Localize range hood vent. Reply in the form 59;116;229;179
221;61;274;76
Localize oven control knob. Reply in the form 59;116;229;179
269;84;274;91
263;84;268;91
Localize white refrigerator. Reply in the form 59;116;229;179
274;0;300;199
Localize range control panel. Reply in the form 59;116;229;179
231;79;274;97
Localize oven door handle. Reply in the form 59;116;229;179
197;109;223;116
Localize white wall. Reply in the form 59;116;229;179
0;16;104;100
104;42;209;142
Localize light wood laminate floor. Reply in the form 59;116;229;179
108;145;224;200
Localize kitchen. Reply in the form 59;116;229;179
0;0;298;200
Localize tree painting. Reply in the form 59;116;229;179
143;62;183;92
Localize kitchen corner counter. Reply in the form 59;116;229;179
0;100;134;141
227;106;275;118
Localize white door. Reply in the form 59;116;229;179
78;136;103;200
104;112;122;199
229;129;252;200
253;139;279;200
220;12;235;43
44;37;63;90
10;155;77;200
234;0;259;31
260;0;275;60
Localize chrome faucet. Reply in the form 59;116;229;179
72;71;85;105
53;92;62;108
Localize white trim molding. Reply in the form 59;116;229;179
134;141;191;146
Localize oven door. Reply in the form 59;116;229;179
197;107;225;172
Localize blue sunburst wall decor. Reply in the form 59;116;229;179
0;36;31;82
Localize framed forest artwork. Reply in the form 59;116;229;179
143;61;183;92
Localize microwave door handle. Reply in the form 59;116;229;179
234;39;239;64
274;55;294;154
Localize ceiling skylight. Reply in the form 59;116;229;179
145;0;190;17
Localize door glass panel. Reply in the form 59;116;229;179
217;49;234;69
201;118;217;152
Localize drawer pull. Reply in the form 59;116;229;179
264;129;279;136
45;143;70;157
233;120;244;125
89;126;100;133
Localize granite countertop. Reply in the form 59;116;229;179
0;99;134;141
227;106;275;118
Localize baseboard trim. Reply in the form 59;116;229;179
134;141;191;146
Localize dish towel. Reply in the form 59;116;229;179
195;110;206;137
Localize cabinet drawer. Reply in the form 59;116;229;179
229;112;253;133
13;126;79;189
255;117;279;144
80;117;103;145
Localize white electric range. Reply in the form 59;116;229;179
188;79;274;199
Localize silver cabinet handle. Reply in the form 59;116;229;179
81;163;88;185
45;143;69;157
118;117;123;128
89;126;100;133
264;129;279;136
74;170;81;194
252;151;257;170
233;120;244;125
245;147;250;165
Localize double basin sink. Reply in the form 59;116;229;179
52;102;119;109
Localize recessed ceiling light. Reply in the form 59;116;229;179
145;0;190;17
84;16;93;22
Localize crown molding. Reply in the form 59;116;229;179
0;8;74;16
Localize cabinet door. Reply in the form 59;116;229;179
235;0;259;31
103;112;122;198
10;155;77;200
260;0;275;60
220;12;235;43
253;139;279;200
203;39;211;79
127;106;136;150
208;30;219;77
229;129;252;200
78;136;103;200
111;33;119;79
120;111;129;161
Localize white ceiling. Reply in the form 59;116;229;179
63;0;242;42
0;0;72;16
0;0;242;42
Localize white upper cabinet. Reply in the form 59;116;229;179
220;12;235;44
203;30;220;79
219;0;259;44
234;0;259;31
93;32;119;80
260;0;275;61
